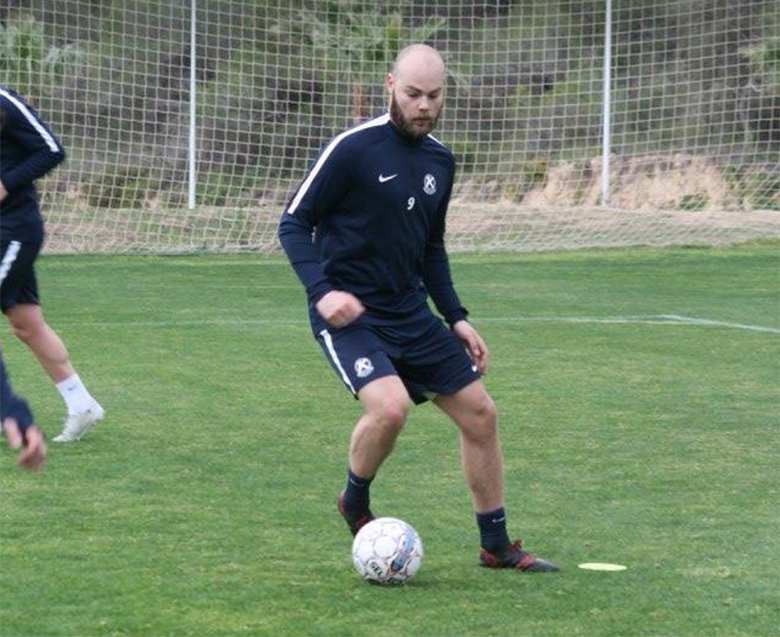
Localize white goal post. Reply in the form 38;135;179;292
2;0;779;253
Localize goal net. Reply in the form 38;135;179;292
2;0;779;253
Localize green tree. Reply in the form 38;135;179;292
0;15;85;98
743;36;780;91
298;1;447;121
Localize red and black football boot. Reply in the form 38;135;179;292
479;540;559;572
337;491;375;537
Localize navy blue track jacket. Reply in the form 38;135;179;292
1;353;34;432
0;86;66;242
279;113;468;326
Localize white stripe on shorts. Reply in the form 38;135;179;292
0;240;22;287
319;329;356;395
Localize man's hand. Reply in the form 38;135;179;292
0;179;7;203
3;419;47;471
452;320;490;375
316;290;365;329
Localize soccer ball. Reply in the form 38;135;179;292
351;517;424;584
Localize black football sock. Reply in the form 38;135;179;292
476;507;511;553
343;467;373;514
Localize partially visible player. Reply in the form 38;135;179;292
0;85;104;442
1;351;47;470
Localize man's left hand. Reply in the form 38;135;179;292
452;320;489;375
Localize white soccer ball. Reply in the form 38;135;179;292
351;517;424;584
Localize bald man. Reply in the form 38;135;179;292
279;44;558;572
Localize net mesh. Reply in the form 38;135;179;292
1;0;778;253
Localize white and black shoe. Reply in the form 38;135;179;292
53;401;105;442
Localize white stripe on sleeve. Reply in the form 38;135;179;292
0;88;62;152
286;114;389;214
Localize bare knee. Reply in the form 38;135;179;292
10;322;37;343
462;395;498;444
369;400;409;435
6;306;45;343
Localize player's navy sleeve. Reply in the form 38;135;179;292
423;174;469;326
278;138;355;304
0;354;35;433
0;87;66;195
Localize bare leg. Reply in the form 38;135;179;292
350;375;412;477
435;381;558;571
5;303;75;383
434;380;503;513
6;302;103;442
338;375;411;533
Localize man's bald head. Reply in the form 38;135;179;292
386;44;446;139
392;44;446;82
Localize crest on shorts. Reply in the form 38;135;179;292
423;174;436;195
354;357;374;378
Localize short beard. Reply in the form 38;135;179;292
389;92;439;140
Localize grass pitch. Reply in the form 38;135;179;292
1;243;778;637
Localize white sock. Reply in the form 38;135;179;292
56;373;95;415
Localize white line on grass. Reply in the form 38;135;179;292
61;315;780;333
658;314;780;334
478;316;672;325
65;318;310;327
478;315;780;333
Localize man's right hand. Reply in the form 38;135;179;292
316;290;365;329
3;419;47;471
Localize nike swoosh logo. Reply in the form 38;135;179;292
378;173;398;183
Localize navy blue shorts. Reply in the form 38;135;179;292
0;238;42;313
314;309;481;404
